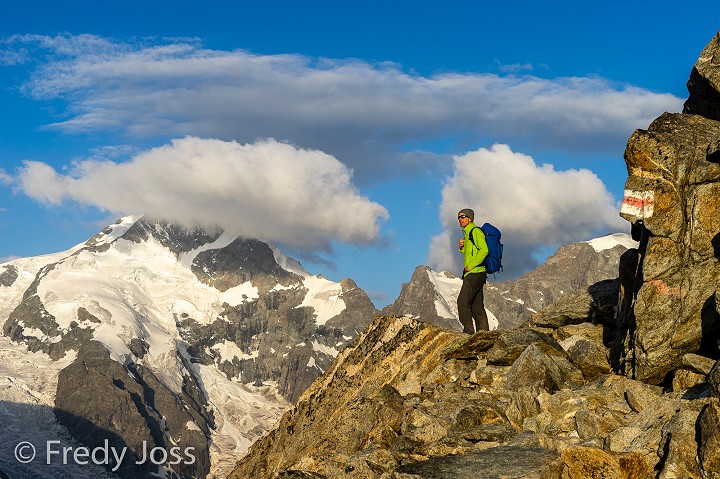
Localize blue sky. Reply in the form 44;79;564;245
0;1;717;306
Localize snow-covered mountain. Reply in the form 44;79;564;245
0;216;377;479
383;233;637;330
380;266;500;331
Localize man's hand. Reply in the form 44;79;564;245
459;239;465;249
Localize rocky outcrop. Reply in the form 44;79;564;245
0;264;17;287
326;278;380;334
229;314;720;479
684;32;720;121
118;217;223;255
2;263;95;360
616;35;720;385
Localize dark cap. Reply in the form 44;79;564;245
459;208;474;221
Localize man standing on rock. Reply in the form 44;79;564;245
457;208;490;333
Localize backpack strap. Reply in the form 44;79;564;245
468;226;488;268
467;226;480;248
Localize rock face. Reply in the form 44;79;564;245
384;235;634;330
0;264;18;287
54;341;213;479
615;34;720;385
684;32;720;122
0;216;377;479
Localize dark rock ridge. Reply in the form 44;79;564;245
192;236;301;294
384;236;633;331
55;341;213;479
112;217;223;255
0;264;17;287
229;30;720;479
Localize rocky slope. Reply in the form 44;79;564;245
383;234;636;330
0;216;376;479
230;313;720;479
228;31;720;479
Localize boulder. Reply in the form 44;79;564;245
560;446;651;479
699;400;720;476
559;334;612;381
574;406;624;441
606;396;684;471
623;380;663;413
530;279;619;329
554;322;605;343
682;352;717;374
486;328;565;365
505;343;583;394
447;330;502;359
671;368;706;391
657;409;703;479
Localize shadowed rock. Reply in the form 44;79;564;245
394;446;562;479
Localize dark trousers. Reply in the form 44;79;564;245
457;272;489;334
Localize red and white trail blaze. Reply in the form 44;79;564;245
620;189;654;219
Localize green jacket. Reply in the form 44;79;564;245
459;222;488;274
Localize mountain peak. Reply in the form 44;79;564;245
585;233;638;252
0;216;377;478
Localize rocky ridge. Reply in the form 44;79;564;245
229;31;720;479
230;313;718;479
383;234;635;331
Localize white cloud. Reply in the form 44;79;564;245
7;34;683;180
495;60;535;73
428;144;627;276
16;137;389;250
88;144;141;159
0;168;13;185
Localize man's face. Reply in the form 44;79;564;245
458;212;471;228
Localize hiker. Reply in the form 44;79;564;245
457;208;490;333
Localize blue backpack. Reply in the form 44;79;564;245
469;223;503;275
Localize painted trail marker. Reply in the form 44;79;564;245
621;190;655;220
